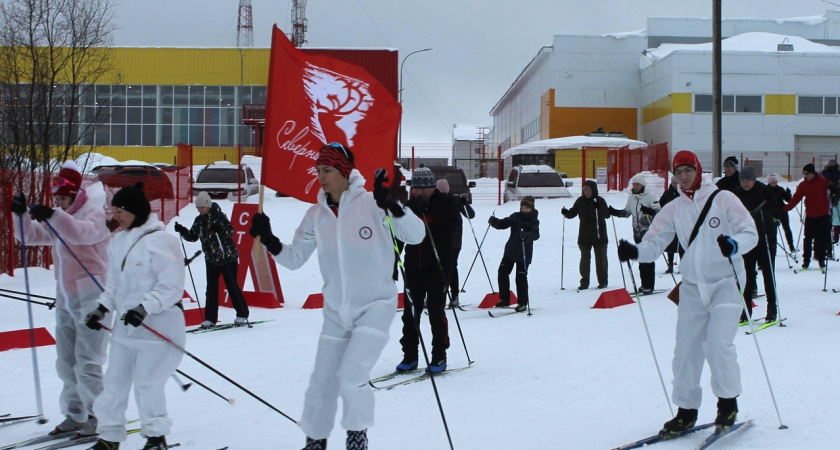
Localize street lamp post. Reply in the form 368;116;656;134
398;48;432;168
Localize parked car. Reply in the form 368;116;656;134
503;164;572;202
92;164;175;200
408;165;476;204
193;161;260;201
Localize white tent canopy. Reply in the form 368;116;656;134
501;135;648;159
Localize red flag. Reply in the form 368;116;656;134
262;26;401;203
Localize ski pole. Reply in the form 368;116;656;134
777;227;792;269
560;217;566;290
0;287;55;301
624;257;673;418
385;215;455;450
794;203;804;253
611;216;627;290
176;369;235;405
726;256;788;429
422;219;474;365
0;291;55;309
137;323;297;424
521;238;532;316
171;373;192;392
214;232;250;327
662;253;678;285
464;213;494;295
17;214;47;424
177;229;204;315
460;210;495;293
758;215;784;327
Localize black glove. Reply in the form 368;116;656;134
608;206;627;218
28;205;54;222
617;239;638;262
174;222;188;235
459;196;468;205
249;213;282;256
373;168;405;217
640;205;657;216
785;187;791;195
520;230;533;242
11;194;26;216
717;235;738;258
84;304;109;330
123;304;147;327
561;207;572;219
488;216;499;227
208;222;221;233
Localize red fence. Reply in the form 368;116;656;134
606;143;670;195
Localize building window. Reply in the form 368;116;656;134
521;117;540;142
799;96;839;115
694;94;761;113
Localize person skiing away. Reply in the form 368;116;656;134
617;150;758;436
821;160;840;258
488;196;540;312
767;175;796;252
611;173;661;294
397;166;461;375
659;176;682;273
83;183;186;450
436;178;475;308
561;180;613;290
783;163;831;271
248;143;424;450
734;166;780;323
11;161;111;437
715;156;740;192
174;191;249;328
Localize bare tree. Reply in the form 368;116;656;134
0;0;116;196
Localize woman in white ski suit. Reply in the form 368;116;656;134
13;169;111;430
631;156;757;412
89;185;185;446
253;163;424;443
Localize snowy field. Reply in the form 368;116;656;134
1;170;838;449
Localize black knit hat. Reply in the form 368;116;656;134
803;163;816;174
724;156;738;169
520;196;535;208
111;182;151;228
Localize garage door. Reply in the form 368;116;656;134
794;135;840;170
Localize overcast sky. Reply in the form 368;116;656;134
115;0;835;143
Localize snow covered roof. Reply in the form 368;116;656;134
642;32;840;68
501;136;648;159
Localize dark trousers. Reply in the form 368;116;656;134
205;260;249;323
635;234;654;289
742;239;778;320
579;243;608;288
778;213;795;251
401;270;450;362
803;214;831;265
497;255;529;306
449;247;462;300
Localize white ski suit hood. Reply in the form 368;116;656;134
14;181;111;315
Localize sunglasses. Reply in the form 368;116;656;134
326;142;350;160
52;176;76;187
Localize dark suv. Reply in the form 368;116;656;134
92;164;175;200
409;165;476;204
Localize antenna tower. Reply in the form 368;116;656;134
291;0;308;47
237;0;254;47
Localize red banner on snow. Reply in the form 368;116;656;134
262;26;401;203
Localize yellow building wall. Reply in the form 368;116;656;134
547;103;637;140
765;94;796;115
641;93;692;125
107;48;270;86
540;90;554;140
85;146;255;167
554;148;609;178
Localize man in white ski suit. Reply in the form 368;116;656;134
87;184;185;449
618;150;758;430
12;161;111;433
250;144;424;449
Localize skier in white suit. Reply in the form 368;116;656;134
617;150;758;436
250;143;425;450
84;183;185;450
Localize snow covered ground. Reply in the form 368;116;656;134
1;173;838;449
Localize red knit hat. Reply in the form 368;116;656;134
317;143;355;179
52;161;82;198
672;150;703;196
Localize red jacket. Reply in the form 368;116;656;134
784;174;830;217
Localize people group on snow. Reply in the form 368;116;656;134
10;144;829;449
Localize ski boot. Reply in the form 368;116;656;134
142;435;167;450
395;356;418;373
715;397;738;429
301;436;327;450
659;407;698;438
87;439;120;450
50;416;86;435
346;429;367;450
494;299;510;308
515;303;528;312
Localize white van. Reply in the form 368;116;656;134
503;164;572;202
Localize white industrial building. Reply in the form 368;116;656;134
490;10;840;177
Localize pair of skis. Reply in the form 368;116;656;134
368;365;472;390
186;319;273;334
614;420;753;450
745;318;786;335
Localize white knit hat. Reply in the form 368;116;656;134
630;173;646;187
195;191;212;208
